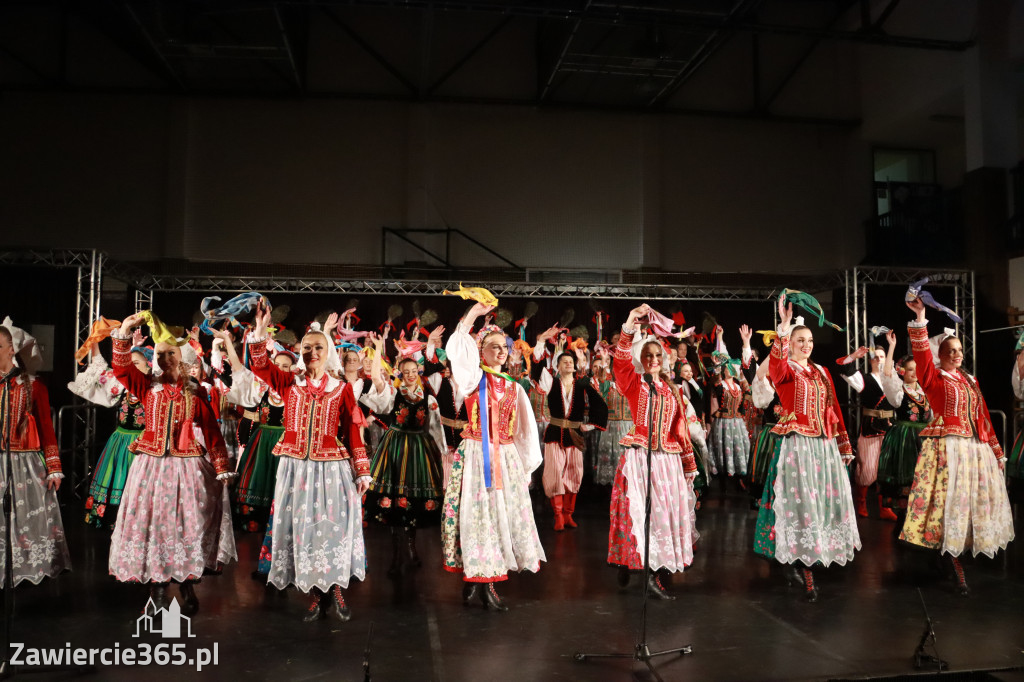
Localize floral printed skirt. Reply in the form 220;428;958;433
365;427;443;529
593;420;631;485
710;417;749;477
109;454;235;583
268;458;366;593
441;440;545;582
607;448;698;573
853;434;883;486
0;451;71;587
85;426;140;529
753;434;861;567
900;436;1014;558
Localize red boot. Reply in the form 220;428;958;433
551;495;564;531
878;494;898;521
853;485;869;518
563;492;578;528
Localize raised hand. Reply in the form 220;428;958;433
119;312;146;336
886;330;897;349
323;312;339;336
906;296;926;321
777;296;793;329
850;346;870;360
427;325;445;346
738;324;752;345
627;303;649;325
536;324;560;345
132;328;145;347
465;302;494;325
253;300;273;338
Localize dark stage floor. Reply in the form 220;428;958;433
9;484;1024;681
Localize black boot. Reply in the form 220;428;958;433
462;582;479;606
479;582;508;612
616;566;631;588
387;528;403;578
784;564;804;588
303;587;326;622
406;527;422;568
946;555;969;596
179;582;199;616
329;585;351;622
144;583;170;616
646;571;675;600
800;567;819;603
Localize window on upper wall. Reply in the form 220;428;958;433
873;148;937;215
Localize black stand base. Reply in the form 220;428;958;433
574;641;693;682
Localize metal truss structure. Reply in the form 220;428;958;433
0;248;978;486
842;265;976;435
0;248;110;500
844;265;975;367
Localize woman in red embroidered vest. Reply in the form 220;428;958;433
899;298;1013;594
109;313;236;616
0;322;70;587
608;304;699;601
752;297;861;602
709;360;749;480
249;304;371;622
442;303;545;612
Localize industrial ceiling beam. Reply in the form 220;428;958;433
281;1;973;51
273;3;304;91
320;6;419;95
760;0;858;113
427;14;513;95
648;0;763;108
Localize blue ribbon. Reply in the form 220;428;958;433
478;373;492;490
200;292;264;335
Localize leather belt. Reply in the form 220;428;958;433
549;417;583;429
242;410;260;421
861;408;894;419
440;416;468;429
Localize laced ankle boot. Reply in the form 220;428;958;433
479;582;508;611
646;571;675;601
946;555;969;596
303;587;326;622
801;567;819;603
330;585;352;621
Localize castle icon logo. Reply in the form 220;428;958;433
133;598;196;639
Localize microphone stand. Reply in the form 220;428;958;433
574;373;692;681
912;588;947;671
